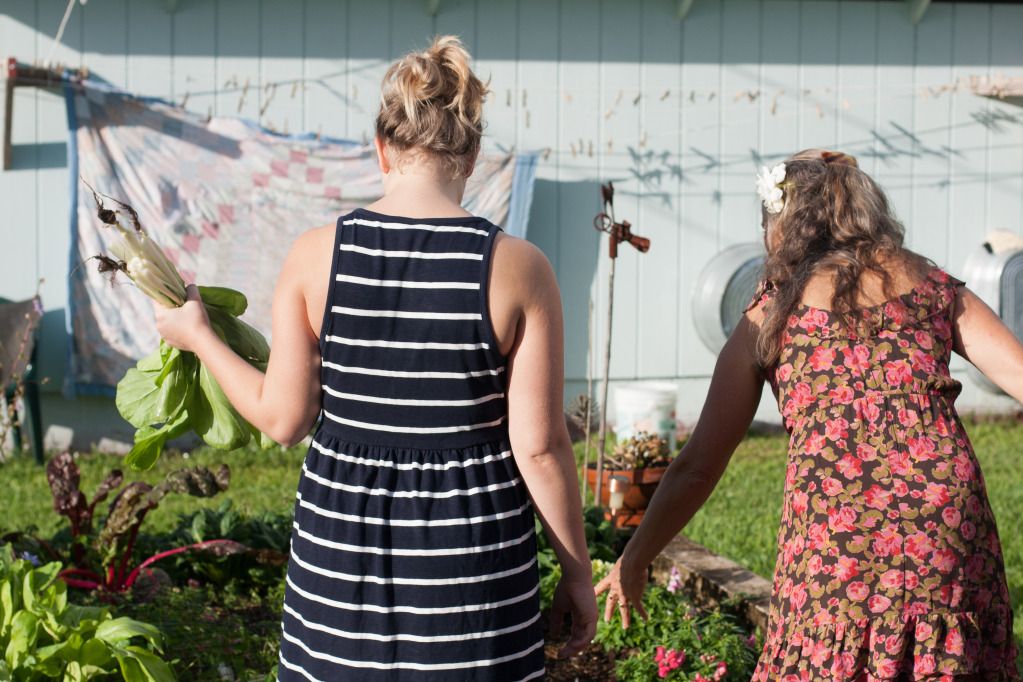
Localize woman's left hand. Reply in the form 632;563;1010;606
154;284;213;353
594;554;649;629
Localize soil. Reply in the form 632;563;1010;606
544;640;617;681
542;612;618;681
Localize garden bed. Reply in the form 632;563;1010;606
2;415;1020;678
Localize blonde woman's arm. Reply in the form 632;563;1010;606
953;286;1023;402
494;235;597;658
154;226;331;446
595;312;766;628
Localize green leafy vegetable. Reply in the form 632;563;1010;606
88;185;277;470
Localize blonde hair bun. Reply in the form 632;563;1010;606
376;36;489;178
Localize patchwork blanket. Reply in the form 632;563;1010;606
65;82;537;394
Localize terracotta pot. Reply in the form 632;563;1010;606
585;463;668;528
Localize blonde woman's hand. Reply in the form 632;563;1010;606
594;555;649;629
154;284;214;353
549;574;598;659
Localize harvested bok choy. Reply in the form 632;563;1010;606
88;184;275;470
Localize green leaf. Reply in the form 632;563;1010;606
116;365;163;429
79;637;115;669
95;617;163;650
190;363;250;451
112;644;175;682
125;410;191;471
198;285;248;317
206;307;269;365
5;610;39;670
154;352;197;423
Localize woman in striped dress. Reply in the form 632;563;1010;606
155;36;596;680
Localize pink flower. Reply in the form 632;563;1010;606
853;396;881;422
941;506;961;528
910;349;937;374
789;583;808;610
776;363;793;383
666;566;682;594
808;346;838;372
884;360;913;386
915;621;935;640
857;442;878;460
945;627;964;655
864;485;893;510
914;329;934;350
888;450;912;476
914;654;937;675
897;407;920;428
828;506;857;533
807;522;830;550
931;549;957;574
961;520;977;541
833;555;859;581
953;454;976;481
822;477;843;497
824;418;849;442
908;436;937;460
791;489;809;516
791;382;815;409
805;431;827;455
880;569;903;590
835;454;863;479
923;482;950;507
829;385;854;404
904;532;935;562
807;554;824;576
714;661;728;680
872;526;902;557
846;581;869;601
868;594;892;613
875;657;899;676
843;345;872;373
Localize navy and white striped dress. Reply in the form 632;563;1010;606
277;208;544;681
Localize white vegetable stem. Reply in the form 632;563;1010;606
108;217;187;308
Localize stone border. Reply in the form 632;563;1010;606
651;534;772;633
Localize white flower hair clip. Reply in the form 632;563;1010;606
756;162;787;215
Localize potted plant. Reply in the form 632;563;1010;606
586;431;675;527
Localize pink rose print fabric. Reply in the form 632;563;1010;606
748;268;1019;681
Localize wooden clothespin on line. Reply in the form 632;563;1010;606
2;57;88;171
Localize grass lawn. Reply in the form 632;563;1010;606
1;445;307;538
2;417;1020;672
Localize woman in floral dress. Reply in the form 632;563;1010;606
597;149;1020;679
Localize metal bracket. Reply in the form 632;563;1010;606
2;58;84;171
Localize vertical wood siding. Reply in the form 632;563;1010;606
1;0;1022;433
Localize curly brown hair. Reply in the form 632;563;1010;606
755;149;932;367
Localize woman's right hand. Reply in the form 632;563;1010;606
549;574;598;658
594;554;649;629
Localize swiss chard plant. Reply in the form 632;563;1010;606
44;452;237;593
0;544;175;680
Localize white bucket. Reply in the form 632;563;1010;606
612;381;679;449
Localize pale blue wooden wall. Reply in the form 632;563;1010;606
2;0;1022;444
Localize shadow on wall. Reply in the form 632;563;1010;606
524;178;602;386
3;0;1014;65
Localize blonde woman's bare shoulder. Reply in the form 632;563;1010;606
492;232;557;290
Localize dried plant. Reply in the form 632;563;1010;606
605;431;673;470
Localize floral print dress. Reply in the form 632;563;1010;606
749;268;1019;681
